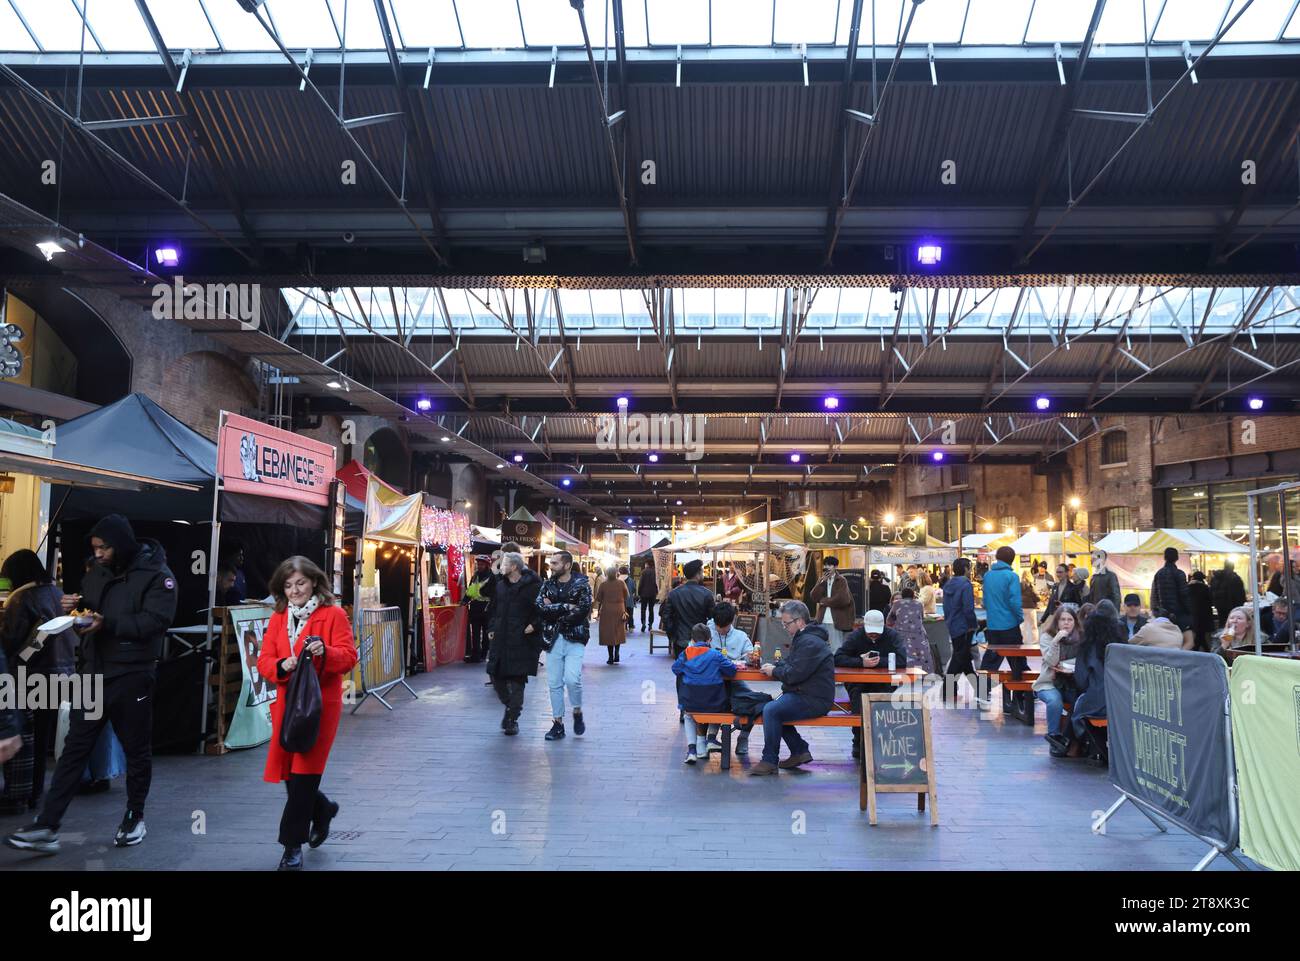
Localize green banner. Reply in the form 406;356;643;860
1229;654;1300;872
224;604;276;750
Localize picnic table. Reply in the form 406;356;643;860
693;666;927;769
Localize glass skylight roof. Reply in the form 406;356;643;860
5;0;1298;53
280;285;1300;340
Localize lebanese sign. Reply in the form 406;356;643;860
1229;654;1300;871
861;693;938;826
1105;644;1236;850
218;411;336;506
804;516;925;547
223;604;275;750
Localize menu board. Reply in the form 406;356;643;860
860;693;939;826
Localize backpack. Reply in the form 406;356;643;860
729;689;773;732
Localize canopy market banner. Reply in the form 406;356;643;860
1229;654;1300;871
1105;644;1237;851
224;604;276;750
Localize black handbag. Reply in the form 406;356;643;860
279;639;323;753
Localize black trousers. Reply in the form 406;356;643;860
944;630;979;698
30;706;58;803
639;600;655;628
978;627;1029;678
38;671;154;830
279;773;330;847
492;674;527;720
466;613;490;661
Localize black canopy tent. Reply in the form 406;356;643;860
631;537;671;565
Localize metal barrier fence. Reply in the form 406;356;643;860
352;606;418;713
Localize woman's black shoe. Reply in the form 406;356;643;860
278;845;303;871
308;800;339;849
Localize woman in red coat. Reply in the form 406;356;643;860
256;556;358;871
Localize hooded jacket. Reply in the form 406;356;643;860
772;623;835;713
79;521;177;678
1150;562;1192;630
671;643;738;712
535;570;592;645
637;567;658;600
981;561;1023;632
834;624;908;671
941;575;976;637
1210;569;1246;620
2;581;76;675
488;567;544;677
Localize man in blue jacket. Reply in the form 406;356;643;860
942;557;979;702
750;601;835;775
978;546;1028;703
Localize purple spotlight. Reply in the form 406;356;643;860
789;452;802;463
415;397;432;411
626;517;634;525
512;453;524;463
154;246;180;267
648;452;659;463
932;450;945;462
823;395;839;410
616;396;629;409
1035;396;1051;411
916;243;942;266
1247;396;1264;411
562;478;571;487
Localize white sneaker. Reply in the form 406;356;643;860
684;745;698;765
706;738;723;754
696;739;709;758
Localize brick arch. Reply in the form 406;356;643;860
160;351;258;440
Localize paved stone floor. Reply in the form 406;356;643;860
0;630;1250;871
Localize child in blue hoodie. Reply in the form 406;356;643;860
672;623;738;765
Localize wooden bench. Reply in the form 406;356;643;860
688;711;860;770
649;628;670;655
976;669;1040;725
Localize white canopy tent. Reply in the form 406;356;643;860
1093;529;1249;555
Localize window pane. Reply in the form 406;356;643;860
326;0;386;48
1025;0;1094;42
1287;2;1300;37
142;0;219;49
0;1;39;50
519;0;586;46
205;0;281;50
1221;0;1294;41
1168;486;1210;529
1212;481;1257;541
80;0;155;51
12;0;99;51
265;0;344;49
906;0;967;44
455;0;522;47
859;0;905;47
389;0;461;47
1153;0;1230;41
622;1;648;45
963;0;1032;43
647;0;709;44
774;0;836;44
1094;0;1162;44
713;0;773;45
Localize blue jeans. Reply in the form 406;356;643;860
547;637;585;718
1036;687;1065;736
760;693;823;765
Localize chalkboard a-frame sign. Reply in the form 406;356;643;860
860;693;939;826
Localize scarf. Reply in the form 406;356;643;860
286;595;321;656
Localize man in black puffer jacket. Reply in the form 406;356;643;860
1150;547;1192;646
487;552;543;736
659;559;715;658
750;601;836;776
6;514;177;857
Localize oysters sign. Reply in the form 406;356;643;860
217;412;336;506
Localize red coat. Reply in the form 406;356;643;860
257;604;358;782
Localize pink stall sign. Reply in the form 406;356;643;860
218;412;336;506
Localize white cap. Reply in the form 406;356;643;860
864;610;885;632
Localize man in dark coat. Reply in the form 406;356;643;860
636;564;658;632
1150;547;1193;646
659;559;715;658
1188;570;1215;652
1210;560;1246;628
487;552;543;736
835;609;908;760
7;514;177;856
462;555;494;663
750;601;835;776
867;569;892;614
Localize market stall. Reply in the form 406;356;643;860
1092;529;1250;608
419;502;473;670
